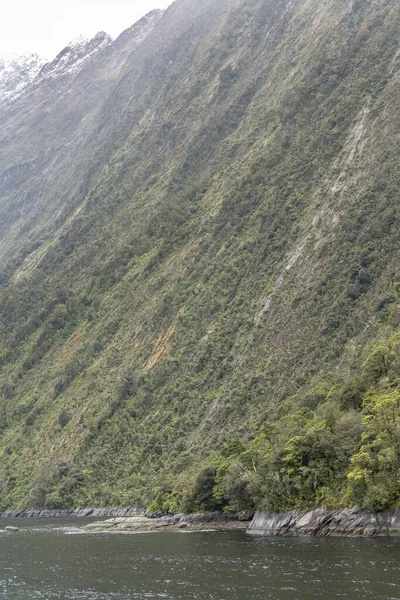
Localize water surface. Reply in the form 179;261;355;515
0;519;399;599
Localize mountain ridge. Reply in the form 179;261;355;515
0;52;45;102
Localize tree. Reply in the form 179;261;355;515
346;390;400;511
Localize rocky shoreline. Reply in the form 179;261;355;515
0;507;145;519
248;508;400;537
85;512;248;533
86;508;400;536
2;506;400;536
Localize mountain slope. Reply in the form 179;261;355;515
0;0;399;512
0;10;163;268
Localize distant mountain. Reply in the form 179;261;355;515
0;0;399;515
38;32;113;81
0;52;45;102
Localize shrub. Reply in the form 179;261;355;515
58;410;70;428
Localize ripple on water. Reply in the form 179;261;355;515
0;526;399;600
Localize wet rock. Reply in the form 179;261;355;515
85;512;249;533
145;511;168;519
0;507;145;519
248;508;400;537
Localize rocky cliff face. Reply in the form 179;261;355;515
249;509;400;537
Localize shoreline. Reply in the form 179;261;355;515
85;513;249;533
2;506;400;537
0;507;145;519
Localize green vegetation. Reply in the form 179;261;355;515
162;335;400;515
0;0;399;513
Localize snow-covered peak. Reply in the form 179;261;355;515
0;52;45;101
38;31;112;80
0;10;163;105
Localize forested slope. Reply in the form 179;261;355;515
0;0;399;512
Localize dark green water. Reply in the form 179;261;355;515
0;520;399;599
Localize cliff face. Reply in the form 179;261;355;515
0;0;399;511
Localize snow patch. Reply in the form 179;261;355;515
38;32;112;81
0;52;45;101
0;11;164;103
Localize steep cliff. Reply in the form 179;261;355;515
0;0;399;512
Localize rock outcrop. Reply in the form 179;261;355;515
85;511;246;532
0;507;144;519
248;508;400;537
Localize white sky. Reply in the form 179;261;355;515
0;0;174;59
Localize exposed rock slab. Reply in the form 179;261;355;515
0;507;145;519
248;508;400;537
85;512;248;533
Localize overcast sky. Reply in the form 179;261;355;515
0;0;174;59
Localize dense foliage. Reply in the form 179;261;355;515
148;333;400;515
0;0;399;512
